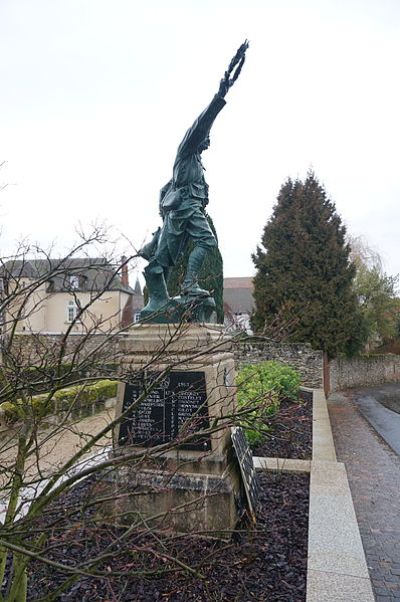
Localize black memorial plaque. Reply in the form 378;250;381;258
119;371;211;451
231;426;259;522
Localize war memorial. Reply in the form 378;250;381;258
111;41;258;532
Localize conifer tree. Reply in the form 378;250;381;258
252;172;365;358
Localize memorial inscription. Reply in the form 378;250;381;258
119;371;211;451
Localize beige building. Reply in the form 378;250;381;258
223;277;254;333
1;257;143;335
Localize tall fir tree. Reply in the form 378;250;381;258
252;172;365;358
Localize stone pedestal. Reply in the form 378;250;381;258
108;323;242;533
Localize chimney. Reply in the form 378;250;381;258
120;255;129;287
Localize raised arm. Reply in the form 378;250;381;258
176;40;249;157
176;95;226;157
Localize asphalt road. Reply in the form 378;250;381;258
349;383;400;456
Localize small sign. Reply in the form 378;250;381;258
231;426;259;522
119;371;211;451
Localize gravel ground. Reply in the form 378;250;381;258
20;471;309;602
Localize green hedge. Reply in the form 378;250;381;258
236;360;301;447
0;379;118;423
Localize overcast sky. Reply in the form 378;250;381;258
1;0;399;282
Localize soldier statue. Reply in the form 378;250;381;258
139;41;249;322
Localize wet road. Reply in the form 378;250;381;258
350;383;400;456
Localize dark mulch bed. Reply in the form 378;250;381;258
22;471;309;602
252;396;312;460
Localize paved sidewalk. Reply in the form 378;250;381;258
0;408;114;522
0;408;113;487
329;390;400;601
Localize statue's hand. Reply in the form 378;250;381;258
138;228;161;261
217;40;249;98
137;244;152;261
218;75;230;98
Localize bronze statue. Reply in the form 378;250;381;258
139;41;249;323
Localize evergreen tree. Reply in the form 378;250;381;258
252;172;364;358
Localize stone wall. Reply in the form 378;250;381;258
5;333;325;389
235;340;324;388
330;354;400;392
2;332;121;366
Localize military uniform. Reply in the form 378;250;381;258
140;92;227;314
154;93;226;269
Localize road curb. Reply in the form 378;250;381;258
307;389;374;601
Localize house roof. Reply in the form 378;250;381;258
2;257;136;295
133;277;142;296
224;277;254;289
223;277;255;314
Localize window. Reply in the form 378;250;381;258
67;300;78;322
79;274;88;290
134;311;141;323
69;275;79;290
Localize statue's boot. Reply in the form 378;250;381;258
181;245;210;297
141;265;170;315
